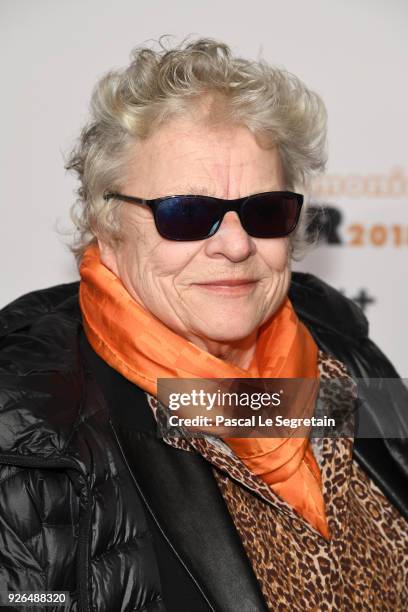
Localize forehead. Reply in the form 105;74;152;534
123;118;283;198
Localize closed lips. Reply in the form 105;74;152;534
196;280;256;286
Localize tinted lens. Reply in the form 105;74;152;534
241;193;301;238
155;196;222;240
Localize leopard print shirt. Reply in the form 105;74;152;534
146;352;408;611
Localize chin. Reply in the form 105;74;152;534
197;320;257;344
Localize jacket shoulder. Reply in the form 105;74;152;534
0;282;85;457
0;281;80;339
290;272;401;378
290;271;368;338
0;282;81;376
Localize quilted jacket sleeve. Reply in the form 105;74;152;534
0;464;80;595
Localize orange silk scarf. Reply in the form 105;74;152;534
79;244;329;539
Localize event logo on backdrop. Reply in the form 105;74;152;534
310;166;407;249
306;205;378;312
295;166;408;373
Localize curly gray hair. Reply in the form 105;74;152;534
66;36;327;264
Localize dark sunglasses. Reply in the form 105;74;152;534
103;190;303;241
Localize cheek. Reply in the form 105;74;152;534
260;239;290;272
118;233;202;289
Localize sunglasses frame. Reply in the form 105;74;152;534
103;190;303;241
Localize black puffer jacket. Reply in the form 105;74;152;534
0;273;407;612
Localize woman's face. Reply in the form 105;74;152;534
99;118;291;349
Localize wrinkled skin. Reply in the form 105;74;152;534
99;118;291;369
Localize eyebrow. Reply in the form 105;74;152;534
155;186;279;198
163;186;216;196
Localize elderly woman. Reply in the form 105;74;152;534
0;38;407;612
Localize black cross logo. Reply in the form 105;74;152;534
351;289;376;313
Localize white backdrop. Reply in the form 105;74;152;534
1;0;407;374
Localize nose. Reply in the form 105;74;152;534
204;211;255;262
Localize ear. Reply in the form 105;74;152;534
97;238;120;276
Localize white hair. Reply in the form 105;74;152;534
65;36;327;264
